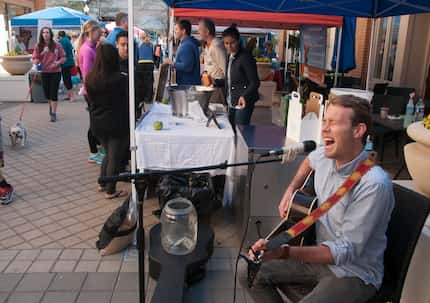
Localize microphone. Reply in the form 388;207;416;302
261;140;317;157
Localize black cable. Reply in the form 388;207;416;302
233;154;265;303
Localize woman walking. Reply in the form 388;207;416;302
32;26;66;122
58;31;75;101
86;44;129;199
77;20;104;164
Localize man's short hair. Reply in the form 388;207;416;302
115;12;128;26
200;19;215;37
116;30;128;43
328;94;373;145
177;20;192;36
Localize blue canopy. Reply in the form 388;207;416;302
331;17;356;73
164;0;430;18
11;7;96;28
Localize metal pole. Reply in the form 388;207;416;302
334;26;343;87
284;30;289;90
127;0;143;302
366;19;376;90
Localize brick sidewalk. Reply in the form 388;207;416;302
0;101;246;303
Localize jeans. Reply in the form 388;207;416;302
98;135;129;194
240;259;376;303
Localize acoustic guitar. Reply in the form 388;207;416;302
240;171;318;288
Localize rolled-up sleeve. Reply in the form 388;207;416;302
321;181;394;266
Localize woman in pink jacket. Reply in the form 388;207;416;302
77;20;104;164
32;27;66;122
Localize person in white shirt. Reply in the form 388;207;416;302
198;19;227;104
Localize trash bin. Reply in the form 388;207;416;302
28;71;48;103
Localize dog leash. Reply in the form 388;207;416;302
18;71;39;122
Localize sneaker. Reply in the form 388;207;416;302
97;146;106;156
50;113;56;122
0;186;15;205
88;153;99;163
94;153;104;164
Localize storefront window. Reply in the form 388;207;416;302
0;1;31;53
373;16;401;82
385;16;400;81
374;18;388;79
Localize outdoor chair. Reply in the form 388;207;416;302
373;82;388;95
281;183;430;303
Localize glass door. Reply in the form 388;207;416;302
372;16;401;83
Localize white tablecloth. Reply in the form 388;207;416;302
135;108;235;203
330;88;374;102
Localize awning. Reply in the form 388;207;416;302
163;0;430;18
172;8;343;29
11;6;96;28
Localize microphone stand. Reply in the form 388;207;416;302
99;157;282;303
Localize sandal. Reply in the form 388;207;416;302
105;190;128;199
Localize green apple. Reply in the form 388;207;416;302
153;121;163;130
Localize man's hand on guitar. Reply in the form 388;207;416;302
278;187;294;218
249;239;288;262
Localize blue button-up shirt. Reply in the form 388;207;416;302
308;147;394;289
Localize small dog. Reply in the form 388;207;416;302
9;121;27;147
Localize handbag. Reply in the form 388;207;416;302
157;173;216;217
96;195;137;256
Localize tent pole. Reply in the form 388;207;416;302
366;19;375;90
334;26;342;87
168;8;174;85
127;0;137;228
127;0;143;303
284;30;289;90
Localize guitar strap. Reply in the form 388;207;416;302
266;155;376;249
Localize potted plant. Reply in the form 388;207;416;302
404;114;430;197
0;46;32;75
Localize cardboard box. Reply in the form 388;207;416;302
257;81;276;107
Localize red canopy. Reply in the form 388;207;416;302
172;8;343;29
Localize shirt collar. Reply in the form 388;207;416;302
331;149;368;177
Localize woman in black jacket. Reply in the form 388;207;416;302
86;43;129;199
223;25;260;126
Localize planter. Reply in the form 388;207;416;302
0;55;32;75
404;121;430;197
256;62;273;81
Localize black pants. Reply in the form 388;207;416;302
84;95;100;154
41;72;61;101
61;66;73;90
98;135;129;194
228;102;255;128
136;62;154;117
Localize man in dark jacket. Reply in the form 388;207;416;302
116;31;129;73
223;26;260;126
164;20;200;85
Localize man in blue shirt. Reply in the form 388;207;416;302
245;95;395;303
164;20;200;85
106;12;128;46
